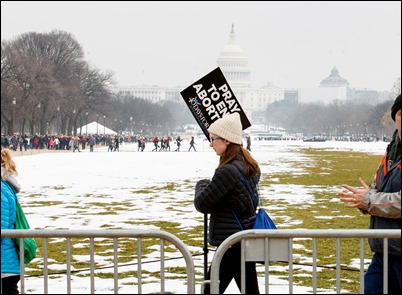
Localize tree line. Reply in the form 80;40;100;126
1;30;193;137
259;86;400;138
1;30;400;138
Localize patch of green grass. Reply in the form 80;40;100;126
29;201;64;207
262;149;381;292
52;185;66;190
26;193;42;197
96;211;117;215
64;204;80;209
160;182;177;190
131;189;152;194
261;149;379;187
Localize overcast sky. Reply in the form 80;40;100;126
2;1;401;91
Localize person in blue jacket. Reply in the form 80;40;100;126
1;148;23;294
339;94;401;294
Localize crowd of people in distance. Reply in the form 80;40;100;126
0;133;199;153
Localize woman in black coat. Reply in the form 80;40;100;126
194;112;260;294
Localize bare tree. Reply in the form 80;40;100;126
391;77;401;99
1;30;115;135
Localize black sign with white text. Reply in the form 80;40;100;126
180;67;251;140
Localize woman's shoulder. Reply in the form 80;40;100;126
219;160;244;177
1;169;21;194
1;179;18;201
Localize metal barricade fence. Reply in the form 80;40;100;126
208;229;401;294
2;229;400;294
1;229;195;294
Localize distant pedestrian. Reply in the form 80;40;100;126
175;136;182;152
140;138;146;152
246;134;251;151
137;136;143;152
165;136;171;151
72;137;81;152
113;136;119;152
80;136;86;150
89;136;95;152
18;136;24;152
23;136;29;151
54;137;60;150
152;136;159;152
107;138;114;152
159;137;166;152
188;136;197;152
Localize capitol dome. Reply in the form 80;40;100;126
217;24;252;88
320;66;349;88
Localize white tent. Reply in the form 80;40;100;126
77;121;117;135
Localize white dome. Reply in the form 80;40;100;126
218;39;246;59
217;24;251;88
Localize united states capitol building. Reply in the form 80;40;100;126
117;25;389;121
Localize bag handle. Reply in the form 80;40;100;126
233;166;260;207
232;166;260;230
231;209;244;230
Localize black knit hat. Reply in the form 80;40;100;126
391;94;401;121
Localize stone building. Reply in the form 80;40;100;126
117;25;284;120
117;25;389;113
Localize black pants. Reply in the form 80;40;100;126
204;243;259;294
1;275;20;294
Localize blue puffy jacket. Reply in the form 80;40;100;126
1;179;21;274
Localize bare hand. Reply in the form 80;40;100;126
338;178;370;208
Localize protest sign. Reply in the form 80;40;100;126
180;67;251;140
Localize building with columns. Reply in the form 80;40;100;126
117;25;389;115
297;66;349;105
217;24;284;119
294;66;388;105
117;25;284;121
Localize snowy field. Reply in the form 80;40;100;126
12;139;388;294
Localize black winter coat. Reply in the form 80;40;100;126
194;155;259;246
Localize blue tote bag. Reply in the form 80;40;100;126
232;167;277;230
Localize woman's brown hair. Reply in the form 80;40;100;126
1;148;18;179
216;143;259;178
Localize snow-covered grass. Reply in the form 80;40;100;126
13;139;388;294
